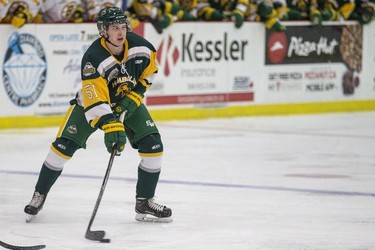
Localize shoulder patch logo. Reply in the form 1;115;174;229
83;62;96;76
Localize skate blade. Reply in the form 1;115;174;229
135;213;173;223
25;214;35;223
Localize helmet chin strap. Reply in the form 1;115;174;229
105;35;120;48
101;30;121;48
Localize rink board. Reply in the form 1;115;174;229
0;21;374;129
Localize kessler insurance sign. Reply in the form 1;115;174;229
144;22;259;106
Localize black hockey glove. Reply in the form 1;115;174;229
101;118;126;155
113;91;143;119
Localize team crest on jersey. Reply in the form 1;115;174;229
113;76;137;97
83;62;95;76
116;83;131;97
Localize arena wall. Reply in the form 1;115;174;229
0;21;374;129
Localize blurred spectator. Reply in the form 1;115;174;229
128;0;173;31
1;0;43;28
166;0;195;21
176;0;200;20
256;0;286;31
128;0;193;32
216;0;249;28
0;0;12;22
196;0;224;22
316;0;357;22
274;0;323;26
0;0;373;31
196;0;248;28
83;0;122;21
347;0;374;24
41;0;83;23
244;0;258;21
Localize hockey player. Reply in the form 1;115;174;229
24;7;172;223
1;0;42;27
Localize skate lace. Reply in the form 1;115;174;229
29;192;45;207
148;198;164;212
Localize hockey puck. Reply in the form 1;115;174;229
100;239;110;243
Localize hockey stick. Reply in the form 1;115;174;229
0;241;45;250
84;148;116;243
85;112;126;243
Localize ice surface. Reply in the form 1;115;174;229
0;112;374;249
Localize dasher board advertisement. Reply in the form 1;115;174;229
143;22;259;107
263;22;374;103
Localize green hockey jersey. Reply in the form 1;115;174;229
78;32;158;128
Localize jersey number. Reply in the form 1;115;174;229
84;84;98;100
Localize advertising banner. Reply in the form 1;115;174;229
0;24;143;116
263;22;370;103
143;22;260;107
1;25;39;116
0;21;374;119
34;24;100;115
0;24;99;116
362;22;375;97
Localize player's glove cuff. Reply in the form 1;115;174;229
101;118;126;154
126;91;143;107
113;91;143;119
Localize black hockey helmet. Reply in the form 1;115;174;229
97;7;131;37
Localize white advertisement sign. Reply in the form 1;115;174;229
0;24;99;116
0;21;374;118
33;24;99;115
144;22;261;106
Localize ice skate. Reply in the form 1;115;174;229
24;191;46;222
135;197;172;223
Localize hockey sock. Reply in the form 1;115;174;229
136;168;160;198
35;164;62;195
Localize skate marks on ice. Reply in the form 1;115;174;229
0;112;375;249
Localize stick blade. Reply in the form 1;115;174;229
0;240;46;250
85;230;105;241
